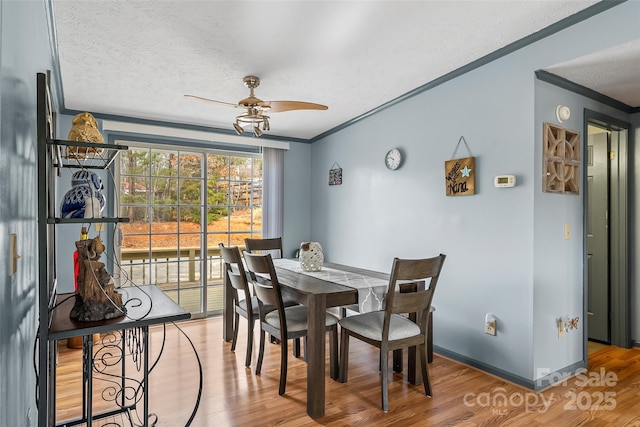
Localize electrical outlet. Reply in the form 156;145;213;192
557;316;579;338
485;320;497;336
558;319;565;338
485;313;497;336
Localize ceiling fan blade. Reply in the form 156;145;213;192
259;100;328;113
184;94;239;108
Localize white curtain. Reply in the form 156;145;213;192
262;147;284;239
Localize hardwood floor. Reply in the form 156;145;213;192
588;340;610;355
55;317;640;426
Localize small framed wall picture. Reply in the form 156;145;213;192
329;162;342;186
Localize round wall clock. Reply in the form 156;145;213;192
385;148;402;170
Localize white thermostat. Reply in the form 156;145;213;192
494;175;516;188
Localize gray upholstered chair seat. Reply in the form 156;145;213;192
238;297;274;316
265;305;339;333
339;311;421;341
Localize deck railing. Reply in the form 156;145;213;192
119;245;247;314
120;246;238;283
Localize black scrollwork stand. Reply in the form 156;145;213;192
49;285;190;427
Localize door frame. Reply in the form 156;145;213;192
583;109;632;363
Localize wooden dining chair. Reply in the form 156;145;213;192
244;237;283;258
244;236;305;355
338;254;446;412
219;243;271;367
243;251;339;396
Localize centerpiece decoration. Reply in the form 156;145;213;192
299;242;324;272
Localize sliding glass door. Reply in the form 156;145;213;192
117;144;262;316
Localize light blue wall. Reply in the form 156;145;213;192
310;44;536;382
309;1;639;385
0;0;54;425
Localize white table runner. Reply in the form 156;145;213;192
273;258;389;313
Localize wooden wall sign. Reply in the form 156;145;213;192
542;122;580;195
445;156;476;196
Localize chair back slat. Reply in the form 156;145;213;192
392;258;444;283
251;279;280;307
391;289;432;315
244;237;284;259
227;271;249;294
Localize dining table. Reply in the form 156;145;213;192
222;258;430;419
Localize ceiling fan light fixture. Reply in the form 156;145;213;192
187;75;327;137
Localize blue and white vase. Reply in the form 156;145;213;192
60;170;106;219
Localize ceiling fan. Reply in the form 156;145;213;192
185;75;328;137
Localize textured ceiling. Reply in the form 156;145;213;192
51;1;636;141
544;39;640;107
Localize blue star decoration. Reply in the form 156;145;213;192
461;165;472;177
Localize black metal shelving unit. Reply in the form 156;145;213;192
36;72;130;427
37;72;193;427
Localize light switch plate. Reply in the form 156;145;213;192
10;233;20;275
